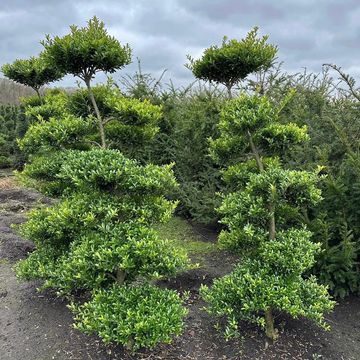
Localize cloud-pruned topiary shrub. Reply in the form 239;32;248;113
201;94;335;341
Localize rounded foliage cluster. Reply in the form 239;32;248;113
70;284;188;350
201;260;334;336
1;55;63;91
188;27;277;89
18;115;95;153
210;94;308;163
41;16;131;79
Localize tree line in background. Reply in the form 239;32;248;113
0;78;35;104
0;16;358;351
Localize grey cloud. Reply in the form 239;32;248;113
0;0;80;63
180;0;285;25
1;0;360;88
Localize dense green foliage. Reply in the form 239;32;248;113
41;16;131;79
16;148;190;348
16;149;188;289
68;84;162;156
256;68;360;298
0;104;28;168
3;16;360;353
14;82;189;350
165;92;222;223
201;94;334;340
136;65;360;299
15;83;162;161
1;55;63;97
19;114;95;154
22;89;69;121
187;27;277;96
70;284;188;350
118;63;360;306
42;16;132;148
3;61;360;302
140;86;225;223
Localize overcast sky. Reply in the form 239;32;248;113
1;0;360;88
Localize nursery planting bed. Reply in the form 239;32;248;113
0;183;359;360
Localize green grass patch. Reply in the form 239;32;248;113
156;217;217;256
0;258;9;265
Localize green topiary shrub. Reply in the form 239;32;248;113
69;284;188;350
187;27;277;97
1;54;64;99
259;68;360;298
18;115;95;154
201;94;335;341
67;83;162;158
22;89;69;122
12;17;190;350
42;16;131;148
16;149;190;349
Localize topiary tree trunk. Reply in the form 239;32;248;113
84;76;107;148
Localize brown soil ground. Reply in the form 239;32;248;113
0;181;360;360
